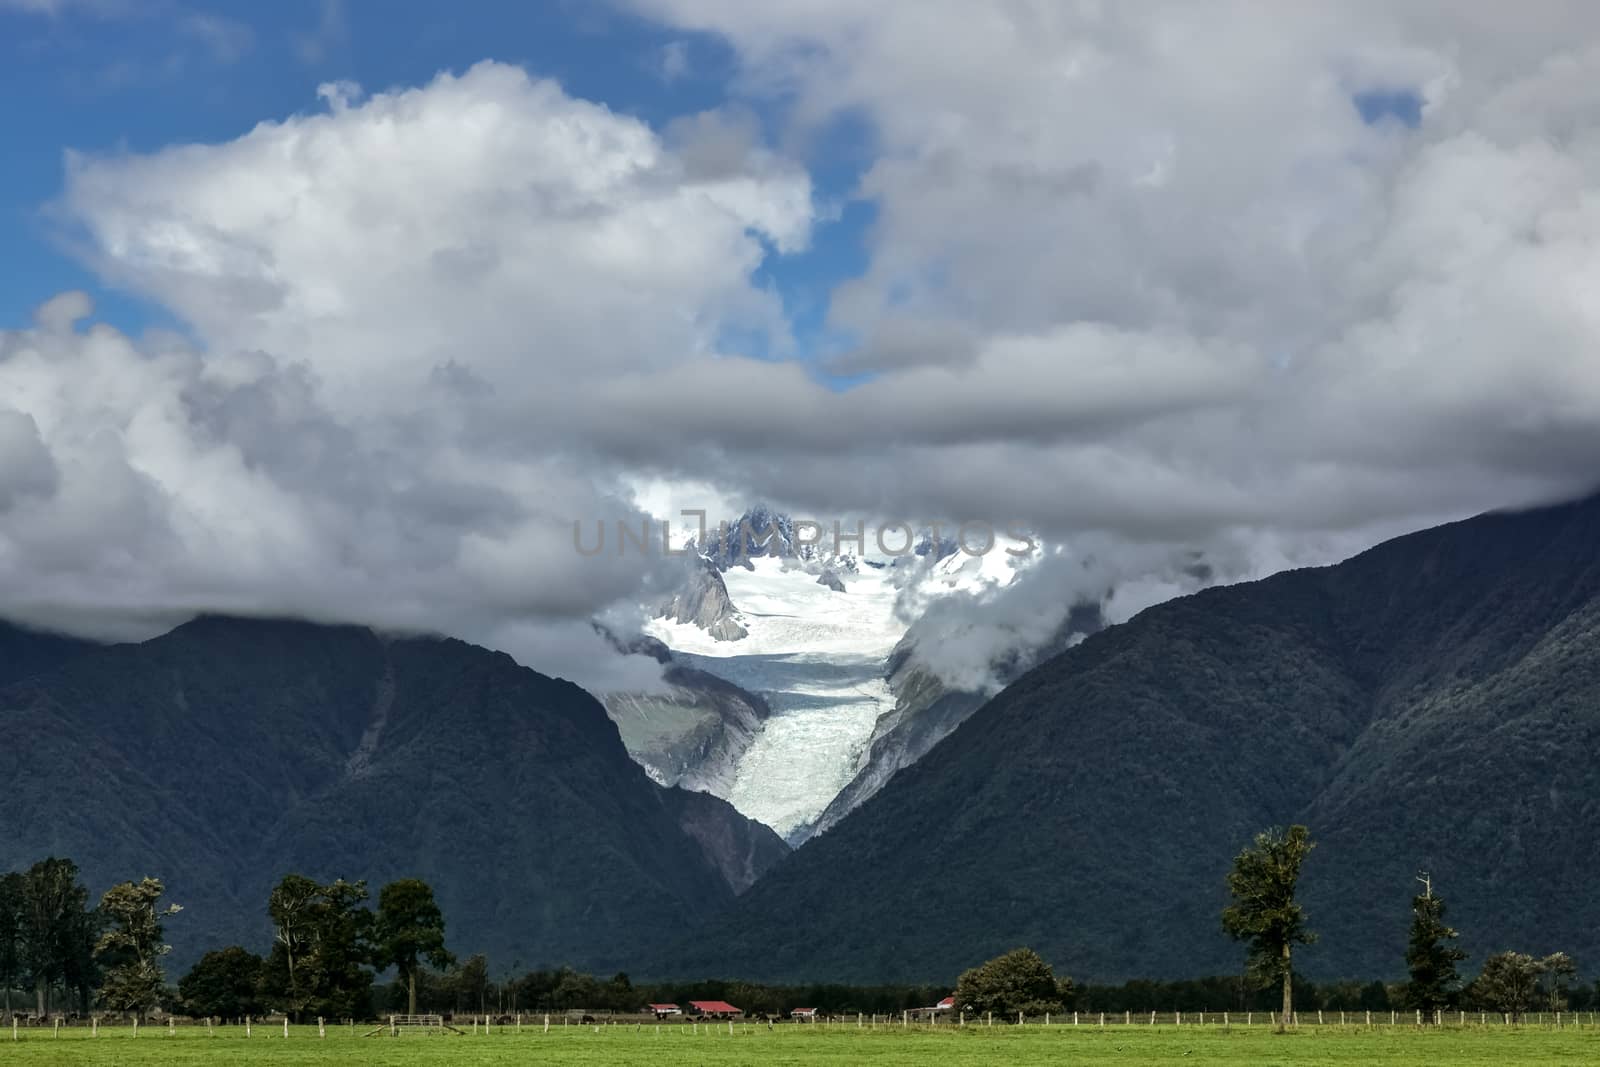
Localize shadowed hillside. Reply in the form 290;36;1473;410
0;616;787;970
654;491;1600;983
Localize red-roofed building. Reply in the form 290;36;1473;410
790;1007;818;1020
935;996;956;1011
689;1000;742;1018
646;1003;681;1018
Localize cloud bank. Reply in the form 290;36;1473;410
6;7;1600;687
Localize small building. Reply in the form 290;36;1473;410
688;1000;742;1019
913;995;958;1019
646;1003;682;1018
790;1007;818;1020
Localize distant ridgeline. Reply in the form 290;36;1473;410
652;490;1600;983
0;616;787;976
5;489;1600;990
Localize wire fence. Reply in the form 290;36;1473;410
9;1006;1597;1039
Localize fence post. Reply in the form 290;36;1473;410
1176;1011;1182;1026
283;1017;288;1038
1247;1012;1251;1027
1318;1010;1324;1026
544;1014;549;1033
318;1017;325;1039
1224;1011;1230;1028
1150;1011;1156;1025
1365;1011;1371;1027
246;1016;251;1037
133;1018;139;1038
959;1012;964;1027
1073;1011;1078;1025
390;1016;396;1037
1125;1010;1130;1025
1416;1009;1422;1027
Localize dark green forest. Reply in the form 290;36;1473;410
3;840;1591;1025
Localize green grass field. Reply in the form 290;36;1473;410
4;1024;1598;1065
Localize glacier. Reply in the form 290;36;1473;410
646;548;1029;841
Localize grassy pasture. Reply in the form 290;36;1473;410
4;1022;1599;1065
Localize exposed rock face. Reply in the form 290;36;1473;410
603;661;772;796
664;787;789;894
659;559;747;641
696;505;810;570
815;566;847;593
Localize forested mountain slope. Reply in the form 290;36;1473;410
656;491;1600;983
0;616;786;969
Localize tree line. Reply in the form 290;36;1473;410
0;859;180;1019
3;836;1591;1023
943;824;1591;1022
0;860;449;1023
1217;824;1583;1026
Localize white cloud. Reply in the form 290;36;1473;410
292;0;346;65
4;62;815;692
661;39;691;82
14;9;1600;689
623;1;1600;535
178;12;253;64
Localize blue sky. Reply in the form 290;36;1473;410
0;0;872;348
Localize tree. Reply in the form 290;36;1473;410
19;857;91;1017
1221;825;1316;1026
96;878;182;1017
371;879;452;1015
260;876;374;1022
178;947;265;1020
265;874;319;1017
1404;874;1465;1017
953;947;1069;1018
1538;952;1577;1012
59;904;102;1015
456;954;490;1014
1470;952;1544;1021
0;873;22;1019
